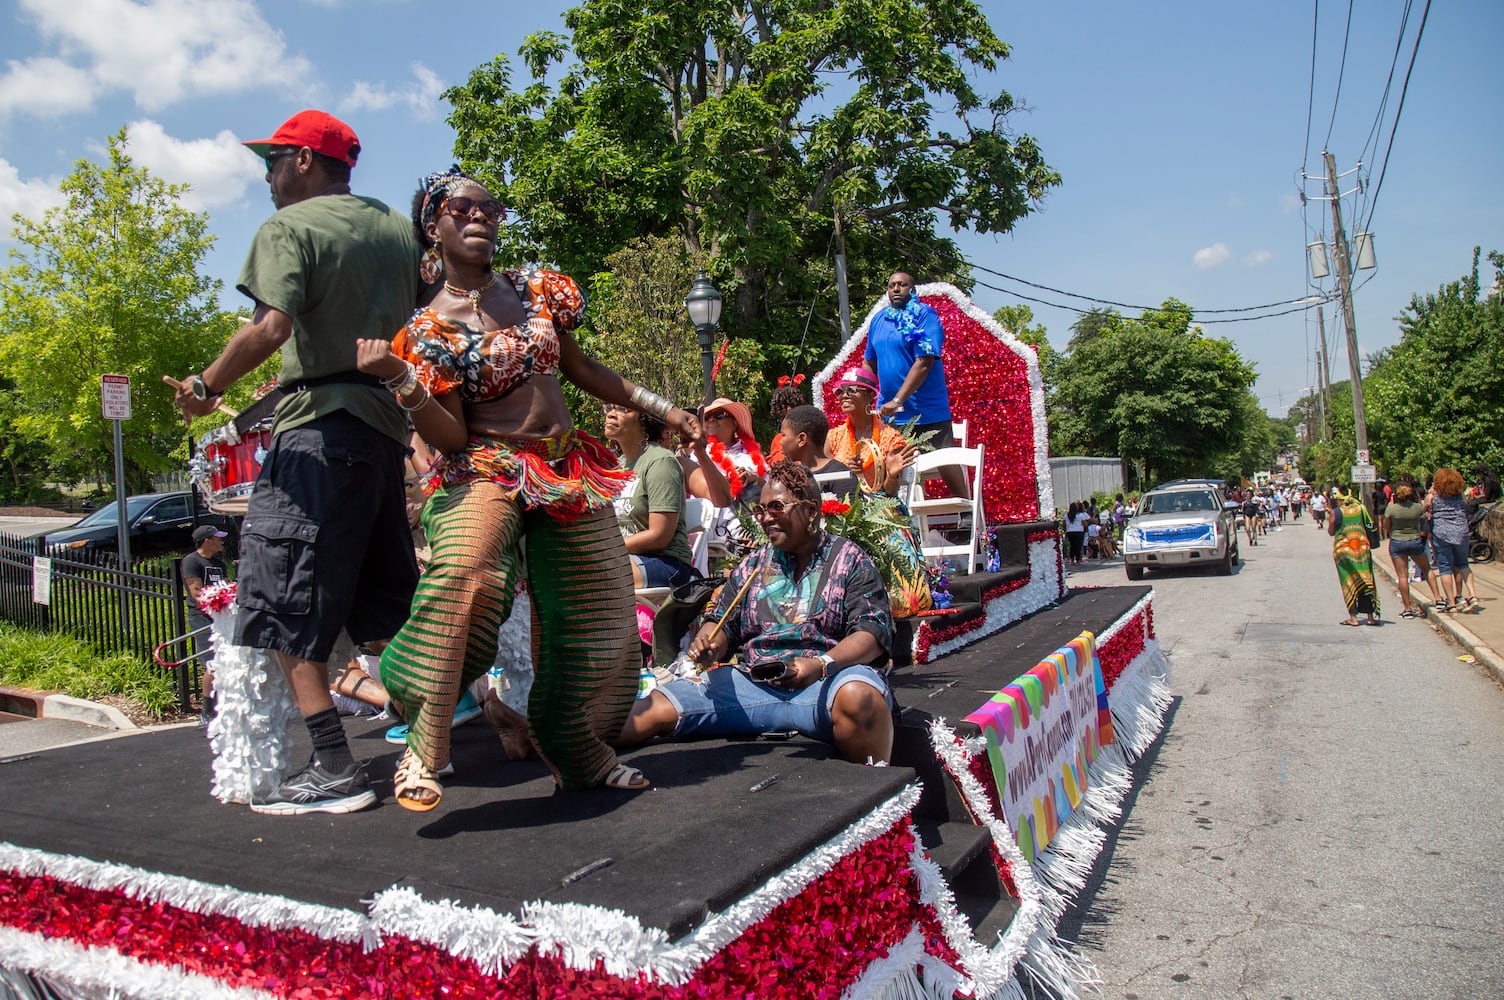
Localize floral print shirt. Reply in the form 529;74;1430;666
394;268;584;400
705;532;892;665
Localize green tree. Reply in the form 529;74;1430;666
0;130;227;492
576;233;766;435
444;0;1060;367
1363;247;1504;479
1051;298;1257;485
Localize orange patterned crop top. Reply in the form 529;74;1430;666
393;268;586;401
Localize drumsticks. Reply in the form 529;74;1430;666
694;564;762;674
160;375;240;419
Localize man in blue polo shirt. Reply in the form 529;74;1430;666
862;271;969;499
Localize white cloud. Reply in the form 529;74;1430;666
5;0;313;117
1193;242;1233;270
124;120;264;210
1243;249;1276;267
0;57;98;118
340;63;446;119
0;159;66;237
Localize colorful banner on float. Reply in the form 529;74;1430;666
963;631;1116;865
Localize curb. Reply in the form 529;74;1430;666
43;693;137;731
0;685;136;730
1372;558;1504;688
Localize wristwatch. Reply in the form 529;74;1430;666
189;374;217;401
817;653;836;679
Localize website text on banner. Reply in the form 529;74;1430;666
964;632;1116;864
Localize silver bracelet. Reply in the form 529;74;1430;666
629;385;675;420
382;363;416;393
396;382;430;412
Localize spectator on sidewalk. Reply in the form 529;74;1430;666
1383;484;1440;618
1426;467;1479;613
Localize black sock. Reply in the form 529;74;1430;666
305;708;355;772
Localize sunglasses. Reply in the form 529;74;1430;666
750;499;810;519
440;196;505;224
835;385;870;397
602;403;631;415
704;411;732;421
263;148;297;172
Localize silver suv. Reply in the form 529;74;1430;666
1122;480;1239;580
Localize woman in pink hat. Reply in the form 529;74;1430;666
699;396;768;504
826;368;917;497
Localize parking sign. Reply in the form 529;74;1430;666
101;374;131;420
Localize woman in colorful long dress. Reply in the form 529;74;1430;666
355;169;699;810
1328;489;1381;626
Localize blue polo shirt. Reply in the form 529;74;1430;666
863;299;951;424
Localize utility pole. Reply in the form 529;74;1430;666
833;206;852;341
1315;304;1330;442
1324;150;1370;506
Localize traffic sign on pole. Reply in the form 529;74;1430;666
1351;464;1377;484
101;374;131;420
1355;448;1369;464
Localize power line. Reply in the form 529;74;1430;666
1322;0;1355;151
1361;0;1431;234
967;260;1317;314
1302;0;1320;174
971;276;1325;326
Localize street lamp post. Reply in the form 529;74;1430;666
684;270;723;407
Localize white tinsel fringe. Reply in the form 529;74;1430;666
370;783;925;984
1107;640;1173;761
204;606;299;805
0;927;273;1000
1095;591;1152;650
366;886;533;975
844;926;933;1000
0;842;369;944
922;538;1062;663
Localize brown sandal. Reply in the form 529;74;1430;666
331;665;371;700
483;690;534;761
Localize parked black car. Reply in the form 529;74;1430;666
41;492;228;558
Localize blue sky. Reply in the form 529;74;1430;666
2;0;1499;423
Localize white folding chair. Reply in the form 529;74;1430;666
635;497;713;610
908;444;986;571
951;418;968;448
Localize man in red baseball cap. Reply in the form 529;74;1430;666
173;109;422;817
240;108;361;169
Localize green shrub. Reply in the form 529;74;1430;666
0;623;177;719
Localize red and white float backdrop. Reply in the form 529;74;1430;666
814;282;1066;663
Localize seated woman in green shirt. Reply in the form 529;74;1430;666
1382;483;1441;617
604;403;700;589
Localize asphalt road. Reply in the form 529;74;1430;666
1062;521;1504;999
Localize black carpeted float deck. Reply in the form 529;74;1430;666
0;584;1147;944
0;721;911;940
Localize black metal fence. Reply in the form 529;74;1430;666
0;532;201;710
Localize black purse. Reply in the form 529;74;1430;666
1363;511;1381;547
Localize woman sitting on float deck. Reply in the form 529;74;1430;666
355;168;699;810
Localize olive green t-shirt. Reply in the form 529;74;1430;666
619;445;694;567
236;194;420;443
1384;499;1426;541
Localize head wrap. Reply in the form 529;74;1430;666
417;165;484;240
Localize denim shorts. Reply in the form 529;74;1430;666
630;553;698;589
1432;538;1470;576
1388;537;1426;559
658;663;893;742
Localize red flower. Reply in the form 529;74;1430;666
820;499;851;516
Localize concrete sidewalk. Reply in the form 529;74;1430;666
1372;545;1504;687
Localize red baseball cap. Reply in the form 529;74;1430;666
242;109;361;167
